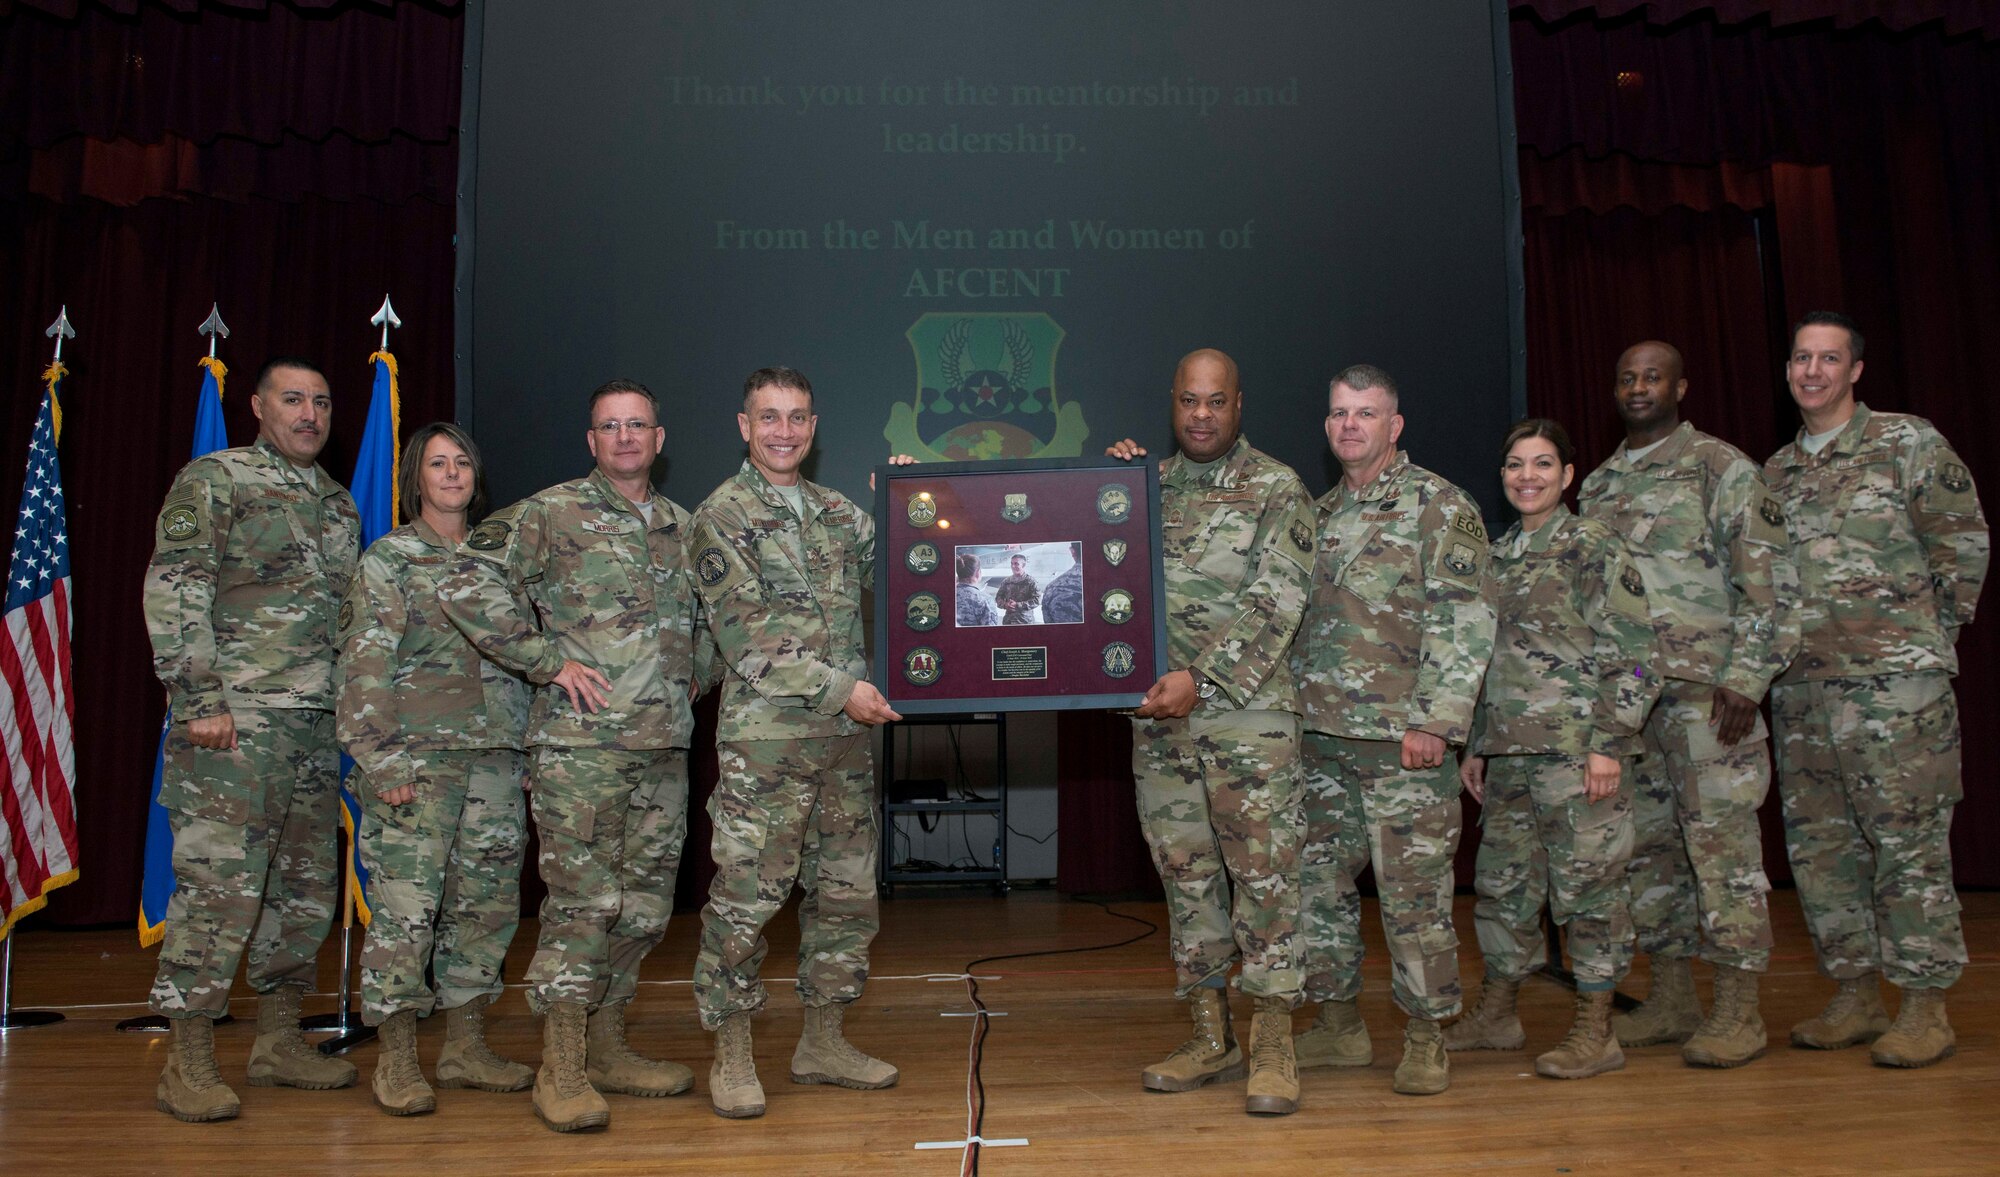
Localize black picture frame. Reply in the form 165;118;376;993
873;455;1169;714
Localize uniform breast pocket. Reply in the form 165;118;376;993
1338;541;1410;607
1179;501;1255;585
228;503;311;584
1835;465;1903;549
806;537;850;598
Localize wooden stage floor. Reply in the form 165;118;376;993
1;890;1995;1175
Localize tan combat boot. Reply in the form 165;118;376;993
532;1002;610;1132
1141;989;1246;1091
1612;955;1702;1047
1682;964;1766;1068
1790;973;1891;1050
1294;997;1372;1068
710;1012;767;1118
245;986;358;1090
371;1008;437;1115
436;995;533;1091
155;1015;241;1122
1443;974;1526;1052
1871;988;1955;1068
1393;1017;1449;1095
1244;996;1299;1116
586;1001;694;1096
792;1003;899;1089
1535;990;1625;1079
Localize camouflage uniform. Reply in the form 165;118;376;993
689;461;881;1029
994;571;1041;624
144;438;360;1018
336;519;533;1023
1764;405;1989;989
955;580;1001;627
1293;451;1495;1020
1579;421;1799;974
1042;561;1085;623
438;469;707;1013
1467;507;1660;989
1131;437;1314;1003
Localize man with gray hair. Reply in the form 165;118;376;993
1291;363;1495;1095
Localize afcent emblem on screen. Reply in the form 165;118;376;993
885;312;1089;461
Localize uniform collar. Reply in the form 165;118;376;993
1331;450;1410;506
1781;402;1872;466
1500;503;1572;556
253;436;339;498
737;459;826;524
585;466;668;529
1616;420;1694;469
411;516;457;551
1163;434;1251;489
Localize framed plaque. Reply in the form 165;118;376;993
873;455;1169;713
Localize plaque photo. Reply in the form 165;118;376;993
873;455;1169;713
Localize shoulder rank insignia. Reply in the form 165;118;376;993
1097;483;1133;524
905;591;941;632
903;646;942;686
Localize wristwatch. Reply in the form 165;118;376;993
1187;668;1218;701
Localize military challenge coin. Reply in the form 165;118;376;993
903;646;943;687
905;591;942;632
1101;641;1136;679
905;541;940;575
1097;483;1133;524
1100;587;1134;624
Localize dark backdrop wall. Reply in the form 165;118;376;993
459;0;1523;515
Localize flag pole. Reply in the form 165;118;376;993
0;936;63;1030
3;309;81;1032
302;295;399;1052
305;864;373;1052
117;304;239;1033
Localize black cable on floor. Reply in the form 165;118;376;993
954;896;1159;1177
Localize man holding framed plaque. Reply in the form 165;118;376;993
1106;348;1316;1116
688;366;904;1121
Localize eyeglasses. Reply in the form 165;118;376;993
593;419;660;436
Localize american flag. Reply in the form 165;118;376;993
0;370;79;939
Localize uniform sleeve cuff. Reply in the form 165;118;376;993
171;687;228;721
813;670;859;717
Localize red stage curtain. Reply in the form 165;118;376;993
0;0;465;927
1512;9;2000;886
